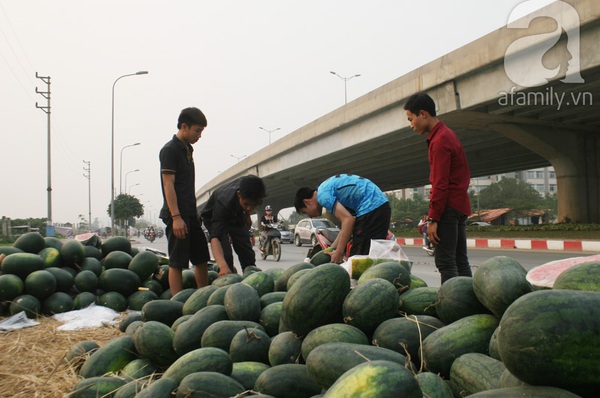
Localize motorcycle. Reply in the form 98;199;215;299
144;230;156;243
307;226;396;260
259;223;281;262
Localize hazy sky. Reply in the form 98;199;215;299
0;0;554;227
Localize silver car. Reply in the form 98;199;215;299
277;225;292;243
294;218;340;247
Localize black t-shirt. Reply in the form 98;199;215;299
159;135;197;220
200;177;247;240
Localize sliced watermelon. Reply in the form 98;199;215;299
526;254;600;289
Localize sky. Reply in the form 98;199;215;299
0;0;555;228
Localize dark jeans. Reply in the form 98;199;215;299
350;202;391;257
214;225;255;272
435;206;471;284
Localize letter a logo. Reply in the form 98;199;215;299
504;1;584;88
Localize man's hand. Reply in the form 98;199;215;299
326;249;344;264
428;222;440;245
217;262;232;277
172;217;188;239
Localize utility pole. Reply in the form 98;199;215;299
83;160;92;232
35;73;53;236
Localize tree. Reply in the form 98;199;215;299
478;178;543;217
107;194;144;227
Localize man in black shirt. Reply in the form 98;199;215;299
201;175;266;276
159;107;210;295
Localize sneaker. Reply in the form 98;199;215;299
422;246;429;250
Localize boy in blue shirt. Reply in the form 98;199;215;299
294;174;390;264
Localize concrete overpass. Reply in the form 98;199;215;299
197;0;600;223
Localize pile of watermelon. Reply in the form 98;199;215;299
0;232;175;318
2;232;600;397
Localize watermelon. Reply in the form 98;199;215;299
13;232;46;254
42;292;74;315
181;285;219;315
162;347;232;384
0;274;24;301
79;335;138;378
38;247;62;268
120;358;158;379
274;262;314;292
135;377;177;398
141;299;184;326
300;323;368;361
201;320;266;352
398;286;439;317
99;268;141;297
177;372;245;398
254;364;322;398
422;313;499;378
448;352;506;396
553;261;600;292
268;331;303;366
259;301;282;337
472;256;533;317
224;282;261;321
102;250;132;270
305;342;413;390
322;360;422;398
466;386;583;397
242;271;275;297
64;341;99;371
9;294;41;318
435;276;491;324
128;251;159;281
281;264;350;337
231;361;271;390
206;285;233;306
1;253;44;279
526;254;600;289
259;291;287;308
229;327;272;364
101;236;131;256
71;376;128;398
497;289;600;397
372;315;445;368
415;372;454;398
342;277;399;335
133;320;179;368
357;260;411;293
60;239;86;267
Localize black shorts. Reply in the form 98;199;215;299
165;215;210;269
350;202;391;256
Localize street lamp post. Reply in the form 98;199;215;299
330;71;361;104
111;71;148;236
124;169;140;195
120;142;141;194
230;154;247;163
128;183;140;194
259;126;281;145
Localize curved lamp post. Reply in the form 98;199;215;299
111;71;148;236
330;71;360;104
120;142;141;194
259;126;281;145
124;169;140;195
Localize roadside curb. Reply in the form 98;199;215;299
396;237;600;252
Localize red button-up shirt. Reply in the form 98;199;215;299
426;121;472;220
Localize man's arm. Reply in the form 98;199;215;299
327;202;355;264
209;237;232;276
161;173;187;239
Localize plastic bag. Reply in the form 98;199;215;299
368;239;410;264
0;311;40;332
53;304;121;330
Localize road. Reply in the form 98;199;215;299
134;236;597;288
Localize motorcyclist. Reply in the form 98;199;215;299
259;205;278;253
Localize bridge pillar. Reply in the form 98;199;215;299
490;123;599;224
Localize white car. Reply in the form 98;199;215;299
294;218;340;247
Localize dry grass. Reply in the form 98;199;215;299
0;316;122;398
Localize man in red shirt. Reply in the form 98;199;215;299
404;92;472;283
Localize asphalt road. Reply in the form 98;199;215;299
134;236;596;288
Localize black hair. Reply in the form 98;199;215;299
177;107;207;129
294;187;316;213
239;175;266;202
403;92;437;117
